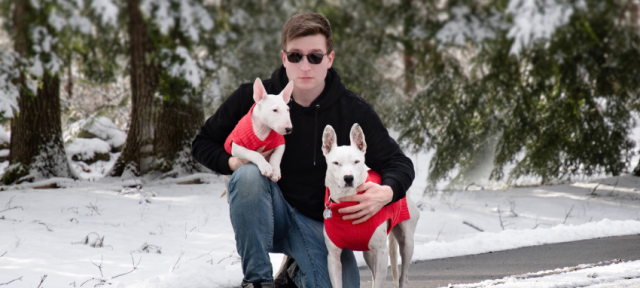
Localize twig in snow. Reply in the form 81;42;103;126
497;206;505;230
607;176;620;196
91;256;104;278
463;221;484;232
0;276;22;286
85;201;101;216
435;224;445;241
185;250;214;264
185;223;196;240
36;275;47;288
0;196;23;213
111;253;142;279
0;251;6;258
172;251;185;272
32;220;53;232
508;200;518;217
563;205;575;224
589;182;603;196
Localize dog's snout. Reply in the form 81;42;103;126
344;175;354;186
285;127;292;134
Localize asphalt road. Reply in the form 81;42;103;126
359;234;640;288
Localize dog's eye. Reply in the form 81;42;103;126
332;161;339;166
273;109;278;113
355;160;360;164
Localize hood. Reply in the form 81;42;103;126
270;65;347;114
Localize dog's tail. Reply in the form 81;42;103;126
389;232;399;283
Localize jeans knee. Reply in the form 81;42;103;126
228;164;269;201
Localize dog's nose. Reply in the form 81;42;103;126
344;175;354;186
285;127;292;134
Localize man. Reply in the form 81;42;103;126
192;12;414;288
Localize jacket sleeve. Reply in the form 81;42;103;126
360;107;415;204
192;85;251;175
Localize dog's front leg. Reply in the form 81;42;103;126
268;144;285;182
365;222;390;288
324;228;343;288
231;143;273;177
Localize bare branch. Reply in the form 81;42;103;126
184;223;196;240
36;275;47;288
435;224;445;241
0;196;23;213
463;221;484;232
0;251;6;258
32;220;53;232
90;256;104;278
0;276;22;286
111;252;142;279
172;251;184;272
563;204;575;224
497;206;505;230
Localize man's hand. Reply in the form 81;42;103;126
228;147;274;172
337;183;393;225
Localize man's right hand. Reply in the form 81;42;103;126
228;147;274;172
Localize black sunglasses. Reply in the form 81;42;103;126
284;51;328;64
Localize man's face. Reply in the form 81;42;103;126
282;34;335;98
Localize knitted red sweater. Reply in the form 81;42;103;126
324;170;411;251
224;104;285;154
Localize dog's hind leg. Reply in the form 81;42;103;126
391;197;420;288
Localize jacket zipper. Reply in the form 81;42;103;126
313;104;320;165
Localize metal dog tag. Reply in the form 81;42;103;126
323;208;332;219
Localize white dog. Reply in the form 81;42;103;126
221;78;293;200
321;123;419;288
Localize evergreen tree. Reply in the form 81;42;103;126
394;0;640;188
0;0;92;184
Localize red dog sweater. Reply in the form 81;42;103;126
324;170;411;251
224;104;286;154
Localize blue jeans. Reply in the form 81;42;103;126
228;164;360;287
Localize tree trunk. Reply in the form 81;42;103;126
3;1;75;184
154;96;206;177
109;0;160;177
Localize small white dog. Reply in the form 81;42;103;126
321;123;419;288
221;78;293;200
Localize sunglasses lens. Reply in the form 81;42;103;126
287;52;303;63
308;53;324;64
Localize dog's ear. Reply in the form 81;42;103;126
322;125;337;156
350;123;367;154
280;81;293;103
253;78;268;103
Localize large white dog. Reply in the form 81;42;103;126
221;78;293;200
321;123;419;288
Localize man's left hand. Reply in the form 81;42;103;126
337;183;393;224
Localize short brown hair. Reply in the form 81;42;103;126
281;12;333;53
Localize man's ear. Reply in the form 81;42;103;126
322;125;337;156
280;81;293;103
326;50;335;69
349;123;366;154
253;78;267;103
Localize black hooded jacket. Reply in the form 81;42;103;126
192;66;414;222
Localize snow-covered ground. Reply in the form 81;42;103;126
1;147;639;287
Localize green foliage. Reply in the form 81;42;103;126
395;0;640;187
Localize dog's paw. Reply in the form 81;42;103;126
270;167;281;182
257;162;274;177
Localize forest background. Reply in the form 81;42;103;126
0;0;639;190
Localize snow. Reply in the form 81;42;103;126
65;116;127;150
91;0;119;27
1;149;639;287
506;0;582;56
0;125;9;145
66;138;112;161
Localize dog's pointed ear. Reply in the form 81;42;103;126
322;125;337;156
253;78;267;103
350;123;367;154
280;81;293;103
